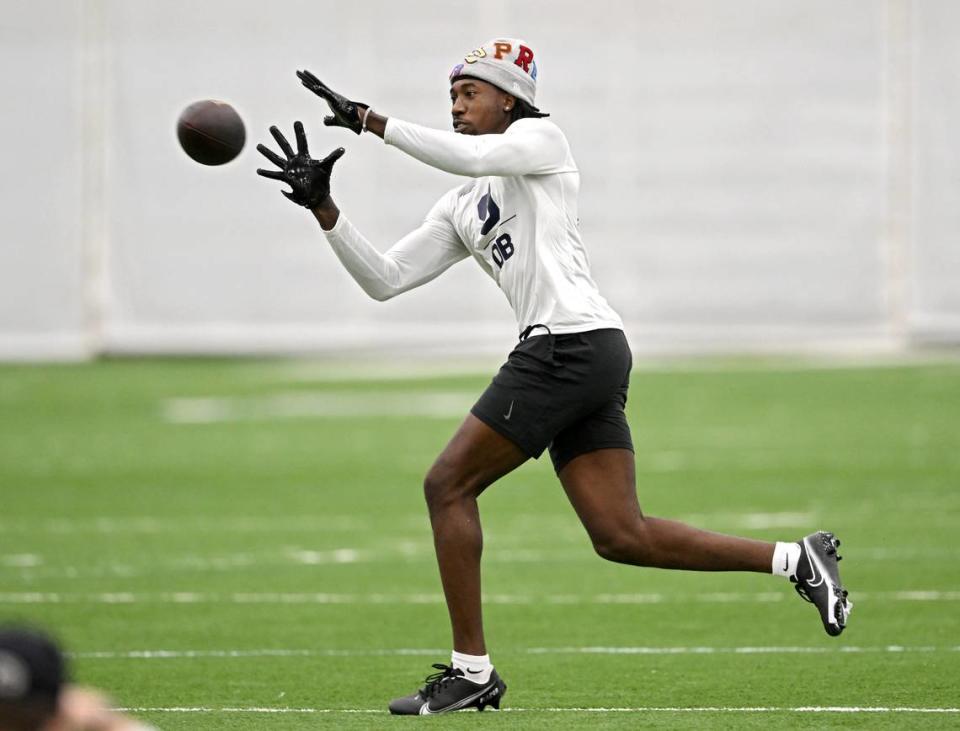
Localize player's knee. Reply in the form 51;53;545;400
422;469;446;513
591;522;652;565
592;534;633;563
423;463;470;513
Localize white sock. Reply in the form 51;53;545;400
451;650;493;684
772;541;802;578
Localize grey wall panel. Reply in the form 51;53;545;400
0;2;87;358
100;0;516;354
913;0;960;338
1;0;956;358
100;0;891;353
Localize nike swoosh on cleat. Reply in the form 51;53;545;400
803;535;848;633
802;538;825;588
419;681;496;714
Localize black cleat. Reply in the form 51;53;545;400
792;531;852;636
388;663;506;715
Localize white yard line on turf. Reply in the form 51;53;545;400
525;645;955;655
6;545;958;581
7;511;959;564
74;648;444;659
4;590;959;604
162;391;478;423
115;705;960;714
71;645;959;660
677;512;815;529
0;516;368;534
259;353;960;383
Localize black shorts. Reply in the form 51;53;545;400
471;328;634;473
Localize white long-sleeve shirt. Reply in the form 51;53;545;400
323;116;623;335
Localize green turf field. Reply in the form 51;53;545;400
1;358;958;729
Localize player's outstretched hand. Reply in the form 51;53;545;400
256;121;345;208
297;70;365;135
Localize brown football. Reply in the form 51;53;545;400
177;100;246;166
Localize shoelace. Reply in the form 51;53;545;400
420;663;463;699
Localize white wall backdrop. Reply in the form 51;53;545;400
0;3;88;358
1;0;957;359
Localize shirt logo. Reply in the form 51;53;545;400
477;186;500;236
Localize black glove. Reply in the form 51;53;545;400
297;69;365;135
256;121;345;208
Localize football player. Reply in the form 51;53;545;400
257;38;851;715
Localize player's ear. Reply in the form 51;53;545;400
502;93;516;113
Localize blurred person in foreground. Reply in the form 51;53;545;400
256;38;852;714
0;627;155;731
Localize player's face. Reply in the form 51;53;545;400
450;78;513;135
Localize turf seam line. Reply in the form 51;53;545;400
114;706;960;714
70;645;960;659
4;590;958;604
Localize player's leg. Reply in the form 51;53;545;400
423;413;527;654
557;446;851;634
557;447;773;571
549;327;850;636
392;332;576;714
389;413;523;715
544;330;772;570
